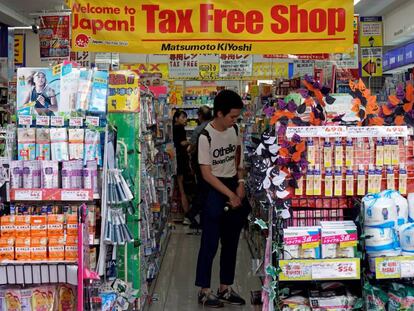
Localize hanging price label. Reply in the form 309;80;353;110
18;115;33;126
51;116;65;127
36;116;50;126
69;117;84;127
85;116;100;127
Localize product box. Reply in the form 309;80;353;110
65;235;78;261
0;237;14;261
47;214;64;237
66;214;78;237
30;237;47;260
0;216;15;238
283;227;321;259
15;215;31;238
30;215;47;237
321;221;358;259
15;237;31;261
48;236;65;261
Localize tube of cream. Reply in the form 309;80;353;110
386;166;395;190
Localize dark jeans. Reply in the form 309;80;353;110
186;173;206;222
195;177;250;288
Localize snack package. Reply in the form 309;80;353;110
68;129;84;160
18;128;36;161
65;214;78;237
281;296;311;311
31;215;47;237
0;237;15;260
99;292;117;311
48;236;65;261
65;235;78;261
15;215;31;237
0;215;15;237
20;288;32;311
5;290;22;311
30;237;48;260
10;161;24;189
58;285;76;311
35;128;51;160
47;214;64;237
15;237;31;261
50;128;69;162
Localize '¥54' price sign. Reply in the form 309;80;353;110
311;259;358;280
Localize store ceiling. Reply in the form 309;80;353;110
355;0;409;16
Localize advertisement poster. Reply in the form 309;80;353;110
219;54;253;78
107;70;140;112
360;16;383;77
169;54;200;79
71;0;354;55
39;15;70;61
14;34;25;68
16;68;61;116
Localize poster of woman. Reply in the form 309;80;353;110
17;68;60;116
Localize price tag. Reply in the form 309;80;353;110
51;116;65;127
85;116;100;127
18;115;33;126
286;127;319;138
69;117;84;127
312;260;358;279
282;262;309;279
400;260;414;278
376;259;400;279
36;116;50;126
61;190;91;201
13;189;42;201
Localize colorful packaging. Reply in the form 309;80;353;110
47;214;64;237
30;237;48;260
84;130;101;166
65;236;78;261
41;161;59;189
5;290;22;311
0;215;15;237
324;169;333;197
399;165;407;195
357;165;366;196
376;138;384;166
305;167;314;196
15;237;31;261
31;287;55;311
58;285;76;311
18;128;36;161
90;70;109;113
10;161;24;189
99;292;117;311
35;128;51;160
323;139;332;168
48;236;65;261
313;165;321;196
22;161;41;189
384;138;392;166
76;69;93;111
307;138;315;165
68;129;84;160
20;288;32;311
334;167;343;196
391;138;400;165
321;221;357;258
364;284;388;311
387;166;395;190
283;227;321;259
61;161;71;189
345;139;354;167
334;138;343;167
60;65;80;113
345;168;354;196
86;160;98;194
66;214;78;237
0;237;14;260
15;215;31;237
31;215;47;237
71;160;83;189
50;128;69;161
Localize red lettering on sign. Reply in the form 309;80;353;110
142;5;194;33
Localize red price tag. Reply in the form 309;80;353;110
14;189;42;201
69;117;84;127
18;116;33;126
85;116;99;127
51;116;65;127
36;116;50;126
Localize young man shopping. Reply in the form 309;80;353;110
195;90;250;308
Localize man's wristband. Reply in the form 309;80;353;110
238;179;245;184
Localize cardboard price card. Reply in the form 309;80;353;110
279;260;312;281
311;260;359;280
375;258;400;279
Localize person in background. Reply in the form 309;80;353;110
172;110;192;225
195;90;249;308
187;105;213;228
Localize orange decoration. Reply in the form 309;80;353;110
279;148;289;157
403;102;414;112
369;117;384;126
296;141;306;153
382;105;393;116
388;95;400;106
395;115;405;125
292;151;301;162
406;83;414;103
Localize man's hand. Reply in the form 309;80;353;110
228;192;242;208
236;183;245;199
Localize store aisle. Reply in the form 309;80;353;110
148;225;261;311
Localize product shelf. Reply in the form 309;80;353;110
0;261;77;285
279;258;360;281
374;256;414;279
10;188;94;202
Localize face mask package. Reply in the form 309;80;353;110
320;221;358;259
283;227;321;259
76;69;93;112
22;160;41;189
17;128;36;161
35;128;51;160
68;128;84;160
84;129;102;166
10;161;23;189
90;70;109;114
60;65;80;113
50;128;69;162
41;161;59;189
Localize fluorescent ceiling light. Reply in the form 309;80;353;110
354;0;361;5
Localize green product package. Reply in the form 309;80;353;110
364;284;388;311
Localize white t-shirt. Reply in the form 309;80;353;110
198;123;244;178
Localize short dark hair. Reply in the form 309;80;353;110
198;105;212;121
173;109;187;124
213;90;243;117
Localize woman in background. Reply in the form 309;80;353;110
173;110;192;225
23;71;57;116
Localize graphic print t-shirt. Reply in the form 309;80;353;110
198;123;244;178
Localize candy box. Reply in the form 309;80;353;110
0;215;15;238
15;215;31;237
65;235;78;261
283;227;321;259
0;237;14;261
66;214;78;237
15;237;31;261
49;236;65;261
47;214;64;237
31;237;47;260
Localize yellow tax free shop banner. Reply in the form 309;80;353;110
70;0;354;55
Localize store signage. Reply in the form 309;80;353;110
50;116;65;127
169;54;200;78
69;117;83;127
405;43;414;65
70;0;354;55
263;54;329;60
360;16;383;77
219;54;253;77
18;115;33;126
14;34;25;68
361;47;383;77
107;70;140;112
70;51;91;68
293;60;314;77
39;15;70;61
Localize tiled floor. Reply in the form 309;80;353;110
148;225;262;311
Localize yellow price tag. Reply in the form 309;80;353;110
302;242;319;249
340;241;357;248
